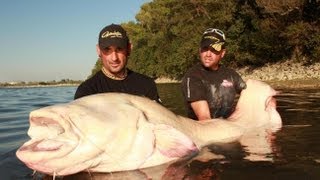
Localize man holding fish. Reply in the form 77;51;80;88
181;28;247;120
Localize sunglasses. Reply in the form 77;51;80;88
203;28;225;40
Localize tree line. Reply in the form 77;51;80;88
90;0;320;80
0;79;81;87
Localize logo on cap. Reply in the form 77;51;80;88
210;42;225;52
101;31;123;39
98;24;129;49
201;34;225;51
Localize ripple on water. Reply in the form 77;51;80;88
0;86;76;156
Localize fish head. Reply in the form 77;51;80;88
16;93;198;175
16;94;147;175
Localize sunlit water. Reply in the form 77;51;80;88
0;84;319;179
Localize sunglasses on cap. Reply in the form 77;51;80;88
203;28;225;40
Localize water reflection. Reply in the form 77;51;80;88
157;84;320;179
239;127;278;161
41;158;221;180
157;83;186;116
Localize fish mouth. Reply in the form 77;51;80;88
15;111;91;175
20;117;68;151
16;114;79;161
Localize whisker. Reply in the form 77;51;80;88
53;171;56;180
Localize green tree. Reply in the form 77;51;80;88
88;58;102;79
87;0;320;80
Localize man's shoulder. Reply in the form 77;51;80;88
219;66;240;74
128;70;155;82
183;63;204;79
218;66;244;84
78;71;103;86
74;71;104;99
183;63;200;74
188;63;203;71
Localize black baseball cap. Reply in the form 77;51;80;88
200;28;226;52
98;24;129;49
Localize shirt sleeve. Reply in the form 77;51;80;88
182;75;207;102
233;72;247;93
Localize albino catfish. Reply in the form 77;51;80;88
16;79;282;176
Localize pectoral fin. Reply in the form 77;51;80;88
154;124;198;158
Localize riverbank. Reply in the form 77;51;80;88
2;61;319;89
237;61;320;89
155;61;320;89
0;83;78;89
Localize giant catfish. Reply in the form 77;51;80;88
16;79;282;176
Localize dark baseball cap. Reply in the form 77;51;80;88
200;28;226;52
98;24;129;49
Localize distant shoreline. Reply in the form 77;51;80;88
0;83;79;89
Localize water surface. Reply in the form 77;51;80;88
0;84;319;179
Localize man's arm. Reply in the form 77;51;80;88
145;80;162;103
74;82;93;100
190;100;211;120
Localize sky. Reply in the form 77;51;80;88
0;0;149;83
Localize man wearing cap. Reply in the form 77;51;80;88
181;28;246;120
74;24;161;103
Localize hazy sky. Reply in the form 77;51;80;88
0;0;149;83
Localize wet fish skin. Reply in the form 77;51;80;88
16;79;282;175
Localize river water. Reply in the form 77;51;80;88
0;83;319;179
